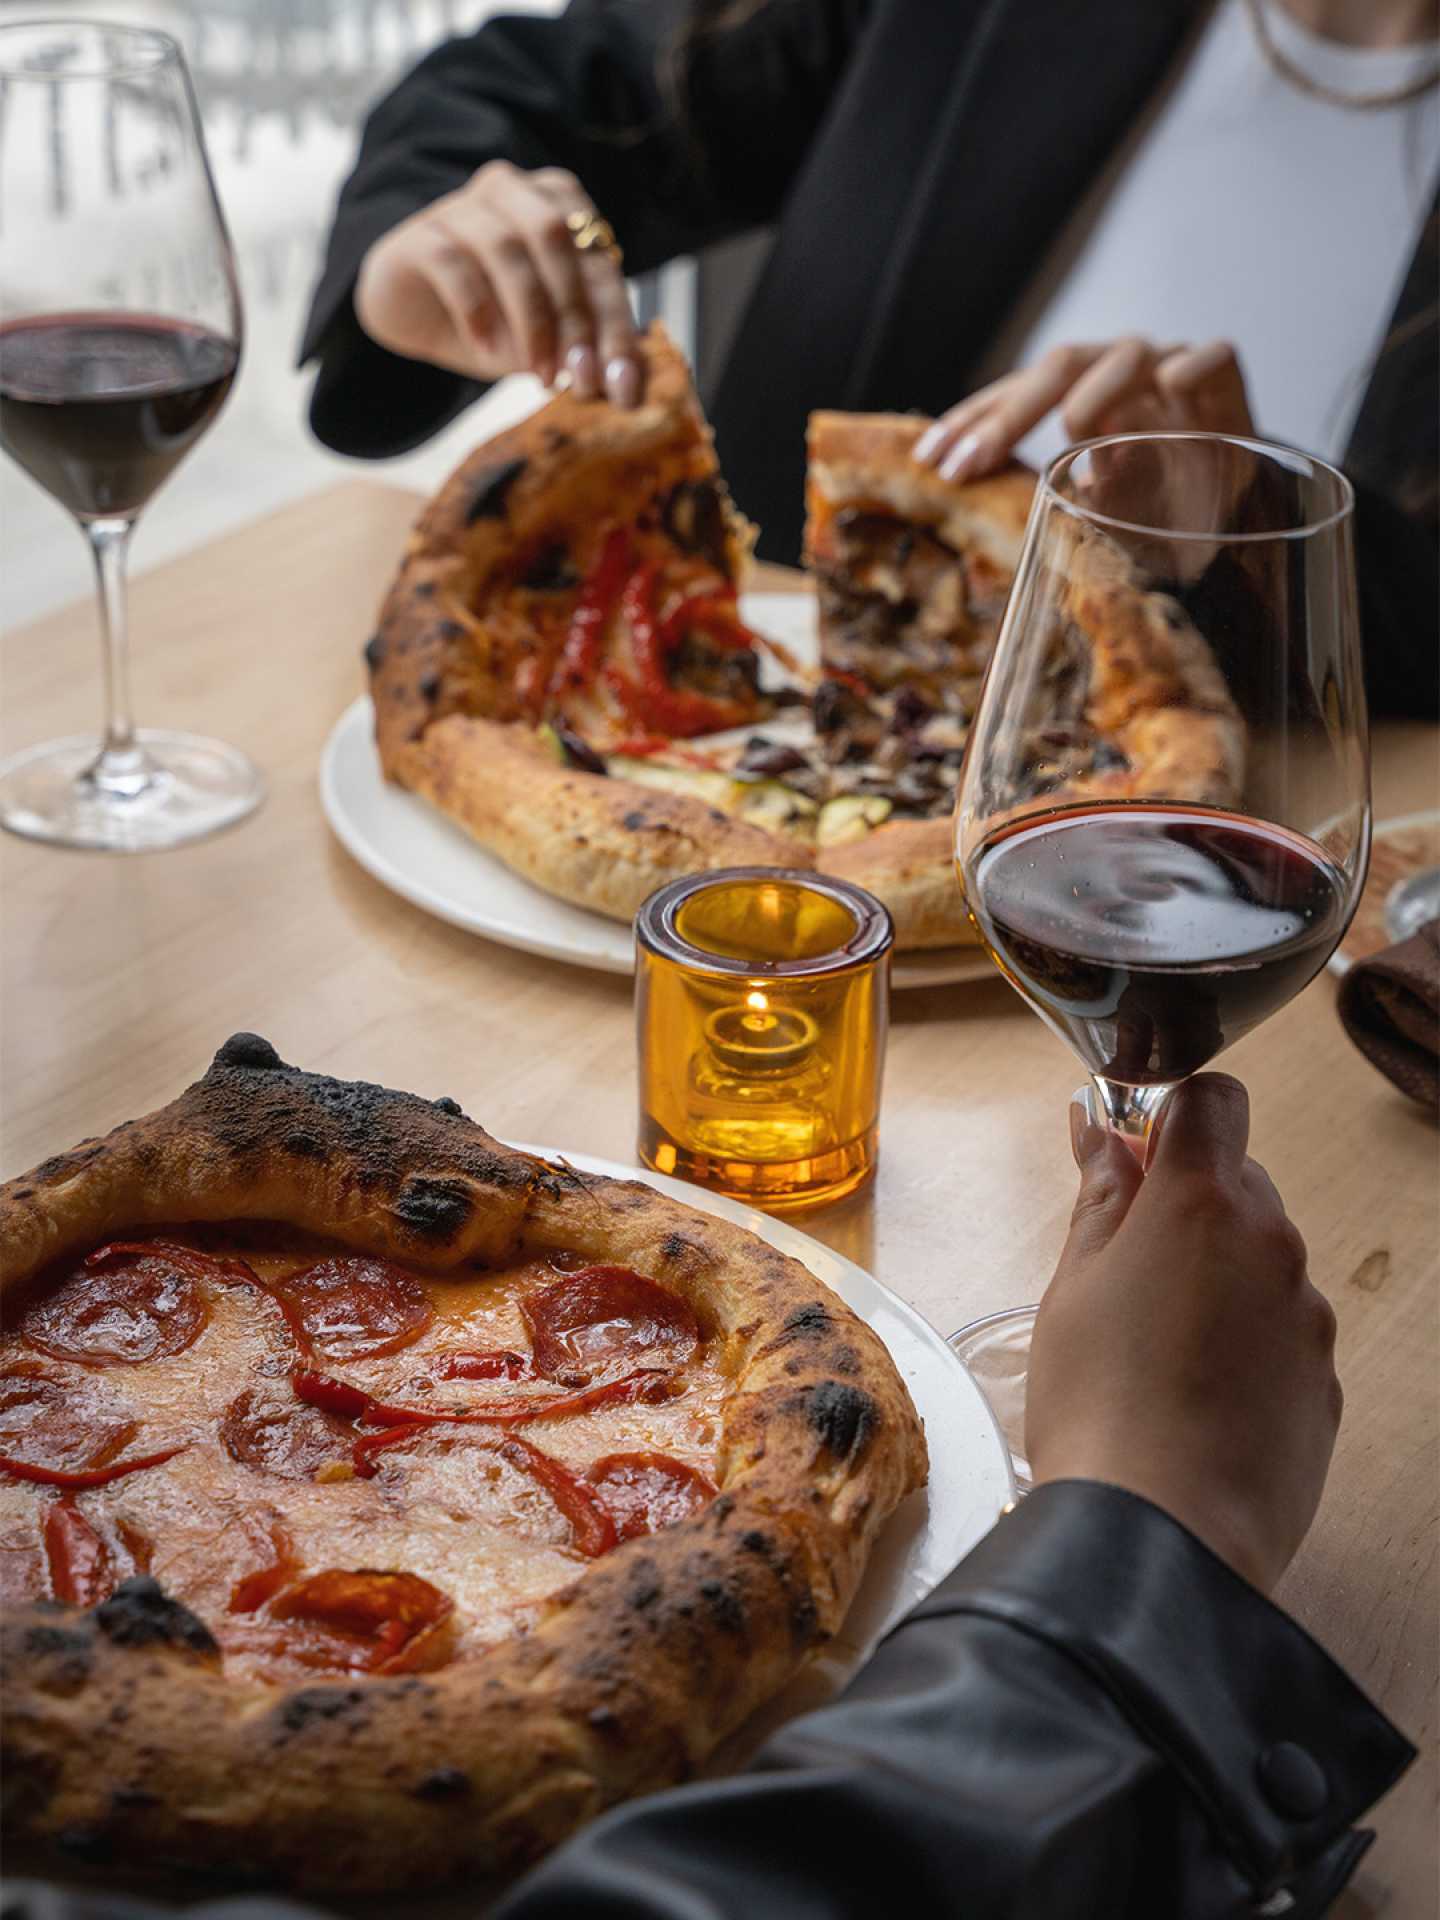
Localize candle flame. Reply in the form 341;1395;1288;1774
745;989;768;1013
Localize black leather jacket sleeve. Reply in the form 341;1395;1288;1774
299;0;863;456
6;1483;1413;1920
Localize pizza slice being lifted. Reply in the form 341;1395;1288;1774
369;335;1241;951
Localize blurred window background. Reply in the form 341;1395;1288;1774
0;0;738;629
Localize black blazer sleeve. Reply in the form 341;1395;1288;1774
12;1483;1412;1920
300;0;865;457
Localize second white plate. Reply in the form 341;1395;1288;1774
320;593;995;991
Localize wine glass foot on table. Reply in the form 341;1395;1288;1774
0;731;264;852
948;1306;1038;1493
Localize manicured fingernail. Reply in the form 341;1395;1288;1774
913;424;946;464
605;354;641;409
939;432;983;481
566;343;599;398
1069;1088;1104;1167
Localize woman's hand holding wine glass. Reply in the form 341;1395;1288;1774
1028;1074;1340;1595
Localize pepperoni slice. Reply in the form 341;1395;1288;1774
587;1453;717;1542
43;1497;113;1606
500;1435;616;1558
267;1257;435;1363
21;1243;213;1367
0;1371;138;1474
268;1570;454;1673
521;1268;700;1387
220;1384;352;1481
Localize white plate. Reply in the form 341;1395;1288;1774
514;1144;1015;1741
320;592;995;991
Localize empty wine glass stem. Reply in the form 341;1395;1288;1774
84;516;152;799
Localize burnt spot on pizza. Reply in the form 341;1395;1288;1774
464;457;528;524
801;1381;878;1464
622;810;649;831
387;1171;474;1240
22;1623;91;1661
276;1686;369;1735
829;1344;862;1378
777;1301;832;1343
433;1096;465;1118
95;1579;219;1660
659;1231;701;1264
418;669;443;703
284;1131;323;1159
363;632;386;672
32;1140;105;1185
587;1704;622;1738
698;1578;746;1636
435;618;466;643
214;1033;284;1073
414;1766;472;1801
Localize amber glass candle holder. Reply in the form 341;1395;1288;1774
635;868;892;1209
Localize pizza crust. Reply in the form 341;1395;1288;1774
397;714;810;921
0;1037;926;1894
806;411;1035;574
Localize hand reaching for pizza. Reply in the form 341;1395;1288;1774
914;338;1255;482
1026;1074;1341;1596
355;162;644;405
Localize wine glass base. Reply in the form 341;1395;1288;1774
948;1306;1037;1494
0;730;265;852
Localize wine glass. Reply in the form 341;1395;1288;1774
950;431;1371;1487
0;20;262;851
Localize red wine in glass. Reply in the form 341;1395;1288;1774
0;20;257;853
965;804;1351;1086
0;313;239;521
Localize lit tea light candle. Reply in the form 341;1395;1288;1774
635;869;893;1208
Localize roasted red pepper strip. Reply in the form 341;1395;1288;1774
351;1423;430;1478
549;528;632;698
0;1442;188;1489
498;1434;617;1558
365;1367;675;1429
355;1419;618;1557
291;1371;372;1419
43;1496;113;1605
613;566;749;738
229;1518;299;1614
657;591;757;656
433;1350;531;1382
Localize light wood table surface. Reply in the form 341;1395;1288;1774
2;482;1436;1915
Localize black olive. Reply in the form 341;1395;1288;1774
661;479;728;571
554;725;608;776
521;543;578;591
740;743;809;777
891;686;933;732
464;457;527;524
813;678;862;734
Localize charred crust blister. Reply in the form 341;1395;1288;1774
277;1687;369;1735
778;1302;832;1343
363;633;386;671
389;1176;474;1241
95;1580;218;1659
413;1767;471;1801
801;1381;878;1464
464;457;528;524
214;1033;285;1073
432;1096;465;1118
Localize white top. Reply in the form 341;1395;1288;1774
983;0;1440;468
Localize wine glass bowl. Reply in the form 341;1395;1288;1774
0;21;262;851
950;432;1371;1485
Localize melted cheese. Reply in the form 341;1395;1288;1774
0;1237;727;1685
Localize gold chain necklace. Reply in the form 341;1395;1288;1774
1243;0;1440;110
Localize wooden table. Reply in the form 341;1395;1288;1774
3;483;1435;1914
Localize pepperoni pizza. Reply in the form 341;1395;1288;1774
0;1036;925;1893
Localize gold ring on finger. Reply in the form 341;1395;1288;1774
565;208;622;265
